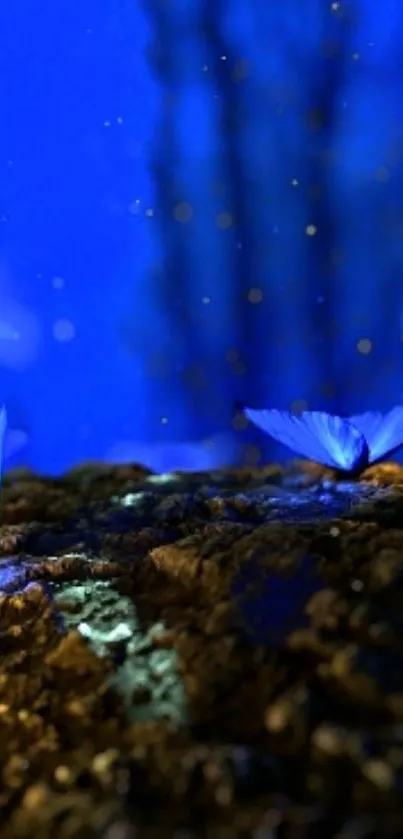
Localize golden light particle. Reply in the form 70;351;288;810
320;380;336;399
173;202;193;223
247;287;263;303
226;348;239;363
231;59;249;81
305;224;317;236
362;759;394;790
232;361;246;376
375;166;390;182
290;399;308;414
244;445;261;465
216;211;233;229
54;766;71;784
357;338;372;354
232;413;248;430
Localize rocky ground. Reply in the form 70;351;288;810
1;459;403;838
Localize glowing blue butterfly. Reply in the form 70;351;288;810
243;405;403;472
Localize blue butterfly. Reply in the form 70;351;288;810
243;405;403;472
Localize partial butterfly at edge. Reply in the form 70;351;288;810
243;405;403;473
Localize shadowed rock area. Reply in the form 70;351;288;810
1;459;403;838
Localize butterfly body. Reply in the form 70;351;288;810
243;406;403;474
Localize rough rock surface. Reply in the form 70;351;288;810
1;459;403;838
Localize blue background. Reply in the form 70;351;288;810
1;0;403;474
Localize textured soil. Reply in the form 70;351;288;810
2;459;403;838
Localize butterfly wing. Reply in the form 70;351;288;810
349;406;403;464
348;411;384;445
244;408;368;470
